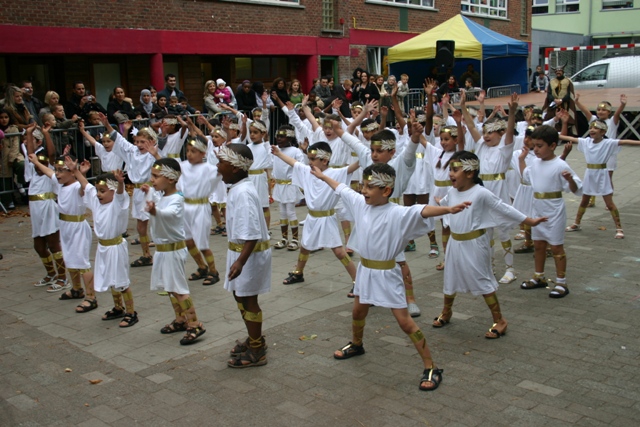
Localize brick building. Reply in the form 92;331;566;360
0;0;530;110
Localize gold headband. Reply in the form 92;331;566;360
97;179;119;191
597;103;612;111
370;139;395;150
250;121;267;133
590;121;608;131
483;121;507;133
188;138;208;153
277;129;296;138
37;155;49;163
217;145;253;171
308;148;331;160
363;171;395;188
440;126;458;137
361;122;379;132
153;163;181;180
451;158;479;171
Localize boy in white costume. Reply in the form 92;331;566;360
105;113;161;267
242;119;273;231
176;136;223;285
271;124;305;251
460;91;518;285
435;151;546;336
143;158;206;345
560;116;640;240
25;123;68;292
312;162;469;392
157;115;188;159
78;121;123;172
218;144;272;368
520;125;582;299
69;164;138;328
30;154;95;312
272;141;358;291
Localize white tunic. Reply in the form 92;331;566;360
440;185;526;296
223;179;272;297
589;116;621;171
292;162;348;250
149;191;189;294
248;142;273;208
159;130;188;159
50;176;91;269
336;183;432;308
523;157;583;245
177;161;221;248
577;137;618;196
94;142;123;172
426;143;454;224
111;132;156;221
205;140;228;205
404;143;432;195
272;146;304;204
471;135;514;204
511;149;536;217
83;184;130;292
28;166;59;238
506;135;525;200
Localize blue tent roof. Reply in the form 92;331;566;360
461;16;528;58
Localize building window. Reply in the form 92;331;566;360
602;0;633;9
322;0;335;30
461;0;507;18
556;0;579;13
234;57;289;82
367;47;389;77
532;0;549;14
366;0;435;9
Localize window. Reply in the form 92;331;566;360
234;57;289;82
367;47;389;77
322;0;335;30
556;0;579;13
532;0;549;14
573;63;608;82
461;0;507;18
367;0;435;9
602;0;633;9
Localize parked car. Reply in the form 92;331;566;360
571;56;640;89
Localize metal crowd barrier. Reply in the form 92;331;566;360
486;85;521;99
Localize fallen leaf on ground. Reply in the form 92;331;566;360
297;350;305;354
298;334;317;341
598;226;607;230
65;368;72;372
89;379;102;385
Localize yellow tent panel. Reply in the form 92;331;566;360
388;15;483;64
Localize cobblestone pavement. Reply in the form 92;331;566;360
1;146;640;426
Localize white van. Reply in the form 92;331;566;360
571;56;640;89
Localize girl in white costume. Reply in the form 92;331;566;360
143;158;206;345
560;117;640;240
71;166;138;328
243;119;273;231
312;162;469;392
29;154;95;312
78;121;123;173
25;124;68;292
177;136;223;286
158;115;188;159
218;144;271;368
520;125;582;299
435;151;546;336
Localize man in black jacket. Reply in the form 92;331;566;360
20;80;44;125
157;74;185;101
65;81;107;121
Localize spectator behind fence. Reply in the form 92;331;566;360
270;77;290;142
355;70;371;103
4;86;32;131
314;76;333;106
157;74;184;101
437;75;460;101
107;87;137;126
21;80;44;126
288;79;304;105
134;89;162;121
39;91;60;120
49;104;81;157
235;80;258;117
0;110;24;209
65;81;107;121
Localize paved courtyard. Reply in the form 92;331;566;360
1;146;640;426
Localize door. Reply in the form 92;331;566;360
93;63;122;107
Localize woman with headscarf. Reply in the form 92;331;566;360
135;89;161;122
236;80;258;117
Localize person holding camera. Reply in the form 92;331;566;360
65;81;107;121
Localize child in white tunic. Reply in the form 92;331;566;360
177;136;223;286
78;121;123;172
560;118;640;240
272;142;358;290
436;151;547;336
244;120;273;231
25;124;68;292
105;114;161;267
30;154;95;311
271;125;305;251
74;168;138;327
218;144;272;368
144;158;206;345
312;162;470;392
158;116;188;159
520;126;583;299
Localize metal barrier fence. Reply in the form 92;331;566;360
486;84;521;99
405;89;425;111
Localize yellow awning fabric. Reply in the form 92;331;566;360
388;15;483;64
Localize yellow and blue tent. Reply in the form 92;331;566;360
388;15;529;92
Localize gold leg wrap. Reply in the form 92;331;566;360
442;234;449;244
340;255;351;266
204;253;215;265
279;219;288;226
343;227;351;236
169;295;182;316
41;255;53;264
52;251;65;274
483;293;501;320
552;253;566;260
353;319;366;345
243;310;263;322
490;239;495;247
289;220;299;227
219;203;226;209
188;246;200;256
121;289;133;302
444;294;456;310
249;335;264;349
501;241;512;250
484;294;498;305
237;302;245;312
577;207;587;215
409;329;425;344
610;209;620;217
111;288;124;308
52;251;64;260
298;253;310;262
523;223;531;232
405;289;414;297
138;235;151;243
178;297;194;311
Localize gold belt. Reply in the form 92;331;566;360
451;229;486;241
184;197;209;204
434;180;452;187
351;152;357;156
534;191;562;199
416;153;424;159
228;241;270;253
166;153;180;159
520;180;530;186
478;173;506;181
155;241;186;252
249;169;265;175
389;198;400;204
275;179;292;185
587;163;606;169
308;209;335;218
329;165;346;168
59;213;85;222
98;236;124;246
29;192;56;201
134;182;152;188
360;257;396;270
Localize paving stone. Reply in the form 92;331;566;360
87;404;126;423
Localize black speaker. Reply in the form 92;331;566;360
435;40;455;74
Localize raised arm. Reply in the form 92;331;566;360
505;93;518;146
66;156;89;191
390;86;406;132
346;99;377;135
423;78;436;132
27;153;54;178
41;122;57;159
301;101;320;132
271;145;298;167
78;121;98;147
459;90;482;142
574;93;593;122
309;165;341;191
613;94;626;126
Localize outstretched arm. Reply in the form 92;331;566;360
459;91;482;142
346;161;360;174
271;145;298;167
505;93;518;146
346;99;377;135
420;201;471;218
613;94;626;126
574;93;593;122
27;154;54;178
309;165;341;191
